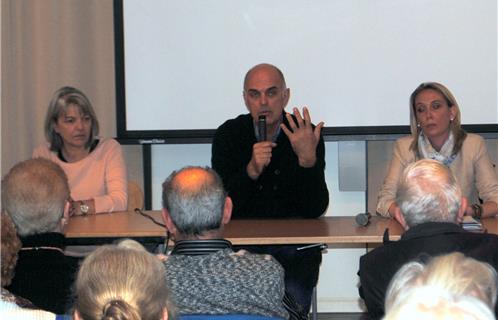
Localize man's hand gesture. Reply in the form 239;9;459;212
281;107;324;168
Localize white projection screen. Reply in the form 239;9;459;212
114;0;498;141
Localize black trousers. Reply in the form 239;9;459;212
234;244;323;314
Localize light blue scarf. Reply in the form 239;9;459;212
418;131;457;166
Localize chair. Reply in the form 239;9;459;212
127;180;144;211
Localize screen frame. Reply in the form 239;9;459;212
113;0;497;144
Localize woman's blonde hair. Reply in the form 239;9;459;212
44;86;100;152
384;287;495;320
73;240;175;320
386;252;498;312
408;82;466;155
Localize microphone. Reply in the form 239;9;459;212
258;115;267;142
355;212;371;227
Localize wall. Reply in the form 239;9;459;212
1;0;116;175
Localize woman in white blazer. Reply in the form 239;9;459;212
377;82;498;219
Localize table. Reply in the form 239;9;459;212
64;210;498;245
64;210;404;245
64;210;165;245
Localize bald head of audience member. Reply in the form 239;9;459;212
161;166;232;240
2;158;70;236
393;159;467;229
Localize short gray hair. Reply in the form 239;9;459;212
396;159;461;227
2;158;70;236
44;86;100;151
162;166;227;237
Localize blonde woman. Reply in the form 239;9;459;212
377;82;498;219
33;86;127;215
73;240;175;320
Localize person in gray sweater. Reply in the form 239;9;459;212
160;166;288;319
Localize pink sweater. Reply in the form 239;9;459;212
32;138;128;213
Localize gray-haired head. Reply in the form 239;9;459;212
396;159;461;227
2;158;70;236
44;86;100;151
162;166;227;237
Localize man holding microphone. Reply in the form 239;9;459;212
212;63;329;314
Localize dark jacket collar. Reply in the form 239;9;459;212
401;222;466;241
171;239;233;256
20;232;66;250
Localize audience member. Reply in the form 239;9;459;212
72;240;175;320
1;211;58;319
4;158;81;314
359;159;498;319
212;63;328;312
377;82;498;219
161;166;288;319
385;252;497;313
383;286;495;320
33;86;127;215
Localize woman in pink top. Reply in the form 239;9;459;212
33;86;127;215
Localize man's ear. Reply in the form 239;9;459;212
393;206;408;230
282;88;290;108
162;208;177;234
458;196;468;221
222;196;233;225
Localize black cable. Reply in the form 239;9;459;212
133;208;170;253
134;208;166;228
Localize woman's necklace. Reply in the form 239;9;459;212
61;147;90;163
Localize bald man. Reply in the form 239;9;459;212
161;166;288;318
211;63;329;313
